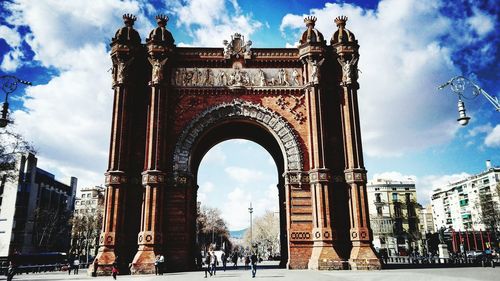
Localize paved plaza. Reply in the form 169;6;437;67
1;262;498;281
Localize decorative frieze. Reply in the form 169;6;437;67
141;171;166;185
171;67;303;88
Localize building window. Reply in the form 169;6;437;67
405;193;411;203
375;193;381;203
376;206;383;216
392;193;398;202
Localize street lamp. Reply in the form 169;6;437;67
438;76;499;126
0;75;32;128
248;202;253;249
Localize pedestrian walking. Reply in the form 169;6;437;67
210;251;217;276
250;252;257;278
204;252;212;278
73;257;80;274
154;255;160;275
112;262;119;280
6;261;15;281
92;258;99;277
244;255;250;270
232;253;238;268
67;259;72;275
158;254;165;275
221;252;227;271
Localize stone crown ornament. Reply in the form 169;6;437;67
123;13;137;26
334;15;348;27
304;16;317;26
155;14;168;26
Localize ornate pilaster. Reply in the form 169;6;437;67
298;16;342;269
131;14;174;274
331;16;380;270
95;14;141;275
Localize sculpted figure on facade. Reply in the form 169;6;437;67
278;68;290;86
148;57;168;84
258;69;266;86
292;69;300;86
337;55;359;85
308;57;324;84
114;57;134;84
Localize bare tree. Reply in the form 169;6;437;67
70;204;103;263
196;206;230;251
475;182;500;232
0;129;35;181
33;207;72;252
243;210;280;258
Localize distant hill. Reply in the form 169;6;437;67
229;228;247;239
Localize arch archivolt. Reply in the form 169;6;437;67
173;99;303;176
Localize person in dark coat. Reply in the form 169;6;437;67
250;252;257;278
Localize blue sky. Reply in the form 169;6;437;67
0;0;499;230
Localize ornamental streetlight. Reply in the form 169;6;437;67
248;202;253;249
438;76;499;126
0;75;32;128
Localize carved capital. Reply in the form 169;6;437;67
283;171;309;185
344;168;367;184
141;170;167;185
309;169;331;183
105;171;127;185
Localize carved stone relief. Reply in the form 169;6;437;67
172;68;303;88
173;100;303;174
337;54;358;85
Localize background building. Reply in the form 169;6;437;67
0;153;77;257
71;185;105;263
367;179;420;256
431;161;500;231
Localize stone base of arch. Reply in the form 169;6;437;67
348;243;381;270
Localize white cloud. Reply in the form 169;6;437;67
168;0;262;46
198;181;216;203
467;123;493;138
279;0;477;157
0;25;24;71
467;8;495;37
417;172;470;205
221;185;278;230
0;25;21;46
224;166;268;183
202;146;227;165
4;0;154;189
485;125;500;147
222;187;252;230
370;171;416;183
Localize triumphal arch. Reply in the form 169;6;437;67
94;13;381;274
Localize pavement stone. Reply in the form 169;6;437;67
1;262;498;281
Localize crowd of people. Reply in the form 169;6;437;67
201;250;259;278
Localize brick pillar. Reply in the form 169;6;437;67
297;16;342;269
284;171;313;269
96;55;136;274
331;16;381;270
131;16;173;273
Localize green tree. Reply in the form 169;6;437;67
476;182;500;232
196;206;230;251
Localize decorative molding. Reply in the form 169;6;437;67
290;231;311;241
137;231;162;245
276;92;306;124
173;99;304;174
284;171;309;185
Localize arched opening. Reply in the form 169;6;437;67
191;120;288;268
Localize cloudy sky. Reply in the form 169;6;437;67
0;0;498;230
